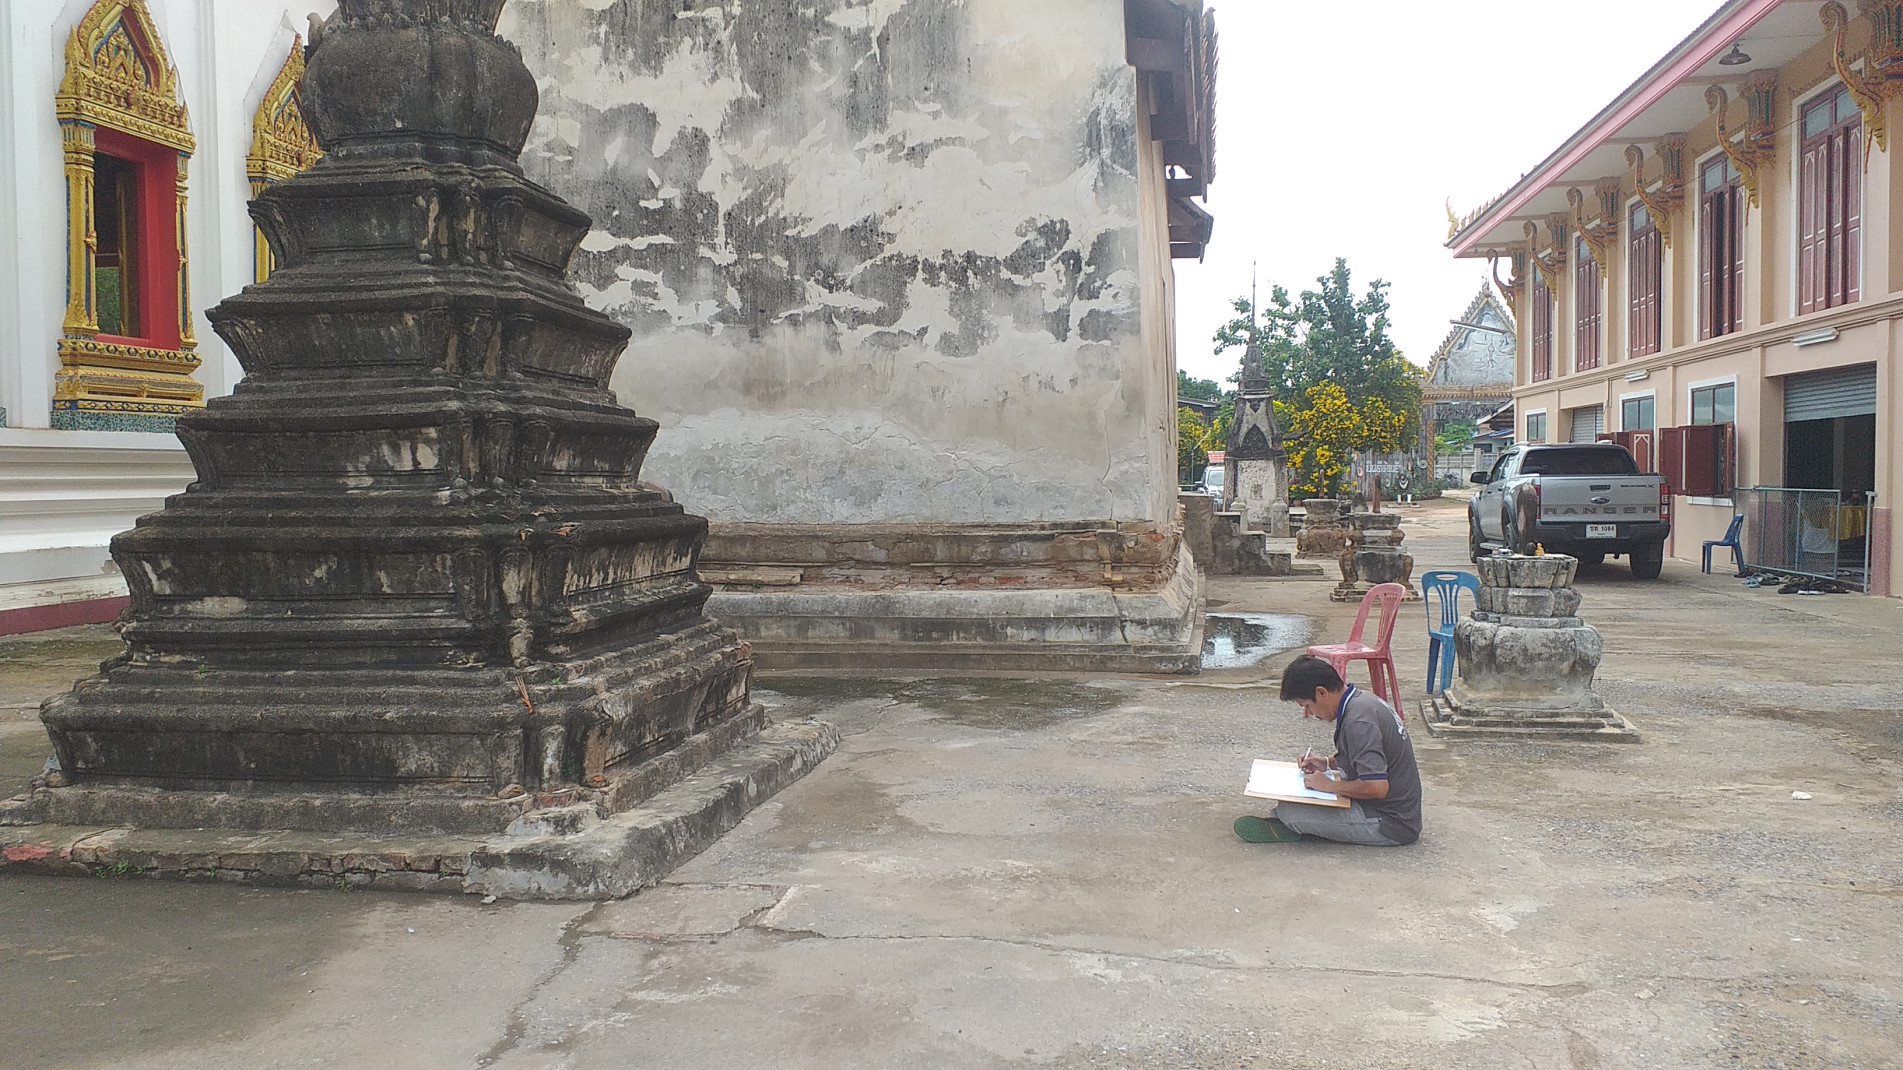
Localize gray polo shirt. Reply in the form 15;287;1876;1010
1333;684;1423;845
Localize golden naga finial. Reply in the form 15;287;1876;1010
1625;143;1681;249
1446;197;1460;239
1705;84;1765;209
1821;2;1888;154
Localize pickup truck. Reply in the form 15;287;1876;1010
1468;443;1672;577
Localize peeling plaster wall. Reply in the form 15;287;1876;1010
504;0;1177;526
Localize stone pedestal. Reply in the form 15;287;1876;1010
0;0;835;898
1294;499;1348;559
1422;554;1639;742
1330;513;1417;602
1266;500;1291;539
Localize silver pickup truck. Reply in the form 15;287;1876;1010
1468;443;1672;577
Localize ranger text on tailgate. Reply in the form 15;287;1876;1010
1467;443;1672;578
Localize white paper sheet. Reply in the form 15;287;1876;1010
1244;759;1342;803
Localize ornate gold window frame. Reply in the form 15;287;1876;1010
53;0;200;431
247;37;320;283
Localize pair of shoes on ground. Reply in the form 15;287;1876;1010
1234;816;1301;843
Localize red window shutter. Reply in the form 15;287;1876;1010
1677;424;1724;497
1658;425;1686;490
1636;225;1660;356
1699;192;1716;340
1799;140;1821;314
1721;423;1738;497
1843;123;1862;305
1826;130;1846;308
1531;271;1553;381
1629;429;1656;474
1575;252;1600;371
1728;186;1745;334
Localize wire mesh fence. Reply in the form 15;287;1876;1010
1738;486;1873;591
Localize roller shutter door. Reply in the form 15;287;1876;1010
1784;363;1876;422
1568;405;1604;442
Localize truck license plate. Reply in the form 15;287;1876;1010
1586;523;1617;539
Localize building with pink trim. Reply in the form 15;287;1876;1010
1449;0;1897;596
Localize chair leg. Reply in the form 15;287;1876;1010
1701;545;1711;573
1438;642;1456;695
1386;658;1402;709
1732;544;1745;575
1425;636;1441;693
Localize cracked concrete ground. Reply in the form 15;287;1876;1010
2;495;1901;1069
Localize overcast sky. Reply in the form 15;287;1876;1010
1173;0;1726;386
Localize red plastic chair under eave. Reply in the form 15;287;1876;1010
1306;582;1407;704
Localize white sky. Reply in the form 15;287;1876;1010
1173;0;1726;386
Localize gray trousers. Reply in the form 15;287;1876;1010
1273;800;1405;846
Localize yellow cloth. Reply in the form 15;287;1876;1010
1837;505;1868;541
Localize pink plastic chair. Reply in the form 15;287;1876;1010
1306;582;1406;704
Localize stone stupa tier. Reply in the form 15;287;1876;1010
6;1;834;895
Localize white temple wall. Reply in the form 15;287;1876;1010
0;0;333;627
503;0;1178;526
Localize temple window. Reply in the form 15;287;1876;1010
1574;236;1602;371
1698;155;1744;340
1798;85;1861;314
247;38;322;282
1530;267;1554;382
93;152;141;336
53;0;199;431
1628;202;1661;358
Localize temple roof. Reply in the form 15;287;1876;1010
1422;284;1516;398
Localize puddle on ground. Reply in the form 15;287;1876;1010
1202;613;1311;670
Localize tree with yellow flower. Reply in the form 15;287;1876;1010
1279;382;1406;499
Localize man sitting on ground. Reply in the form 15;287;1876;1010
1235;656;1422;846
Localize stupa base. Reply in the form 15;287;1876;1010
0;718;835;901
1420;694;1641;743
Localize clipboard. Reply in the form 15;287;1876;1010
1243;759;1352;808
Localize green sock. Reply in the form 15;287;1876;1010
1234;815;1301;843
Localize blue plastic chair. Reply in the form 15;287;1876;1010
1703;515;1745;575
1420;570;1481;696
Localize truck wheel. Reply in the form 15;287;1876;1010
1631;543;1664;579
1469;515;1485;562
1504;509;1530;555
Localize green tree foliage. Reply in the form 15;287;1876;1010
1433;420;1478;454
1176;370;1224;401
1213;259;1423;441
1178;407;1210;483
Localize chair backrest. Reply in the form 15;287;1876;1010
1363;582;1408;652
1723;513;1745;543
1419;570;1480;631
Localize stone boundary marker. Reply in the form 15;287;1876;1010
1421;553;1640;742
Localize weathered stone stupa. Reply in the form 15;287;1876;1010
1422;554;1638;742
1223;344;1289;537
1;0;833;898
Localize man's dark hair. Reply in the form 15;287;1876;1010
1280;655;1344;702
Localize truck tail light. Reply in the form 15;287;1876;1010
1659;482;1672;521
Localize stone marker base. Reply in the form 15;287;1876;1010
711;553;1206;674
1420;694;1640;743
0;719;836;900
1330;582;1421;603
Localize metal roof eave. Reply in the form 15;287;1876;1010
1446;0;1782;258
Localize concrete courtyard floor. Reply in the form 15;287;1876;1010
2;495;1901;1069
